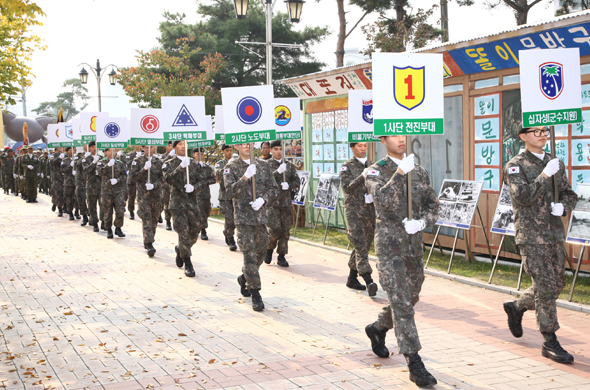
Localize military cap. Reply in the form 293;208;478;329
192;148;204;155
173;140;182;147
27;145;34;149
221;144;230;151
270;140;281;148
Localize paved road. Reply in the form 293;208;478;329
1;193;589;390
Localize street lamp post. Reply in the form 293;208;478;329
78;59;118;112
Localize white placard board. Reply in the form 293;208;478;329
96;117;129;149
348;90;379;142
80;112;108;142
214;105;225;141
63;122;74;147
187;115;214;148
162;96;207;142
47;124;60;148
130;108;164;146
72;118;83;147
274;97;301;140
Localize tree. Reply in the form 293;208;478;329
158;0;329;97
32;79;89;121
116;39;226;114
556;0;589;15
484;0;544;25
0;1;45;107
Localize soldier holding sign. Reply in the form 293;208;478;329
191;147;216;240
502;126;577;364
98;148;127;240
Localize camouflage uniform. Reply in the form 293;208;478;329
164;157;204;258
130;156;164;246
266;158;300;255
125;151;138;214
224;158;278;291
504;151;577;333
215;157;236;239
195;162;216;228
340;157;376;276
61;155;76;214
21;152;40;201
1;153;15;193
14;153;23;196
98;158;127;229
365;157;439;354
51;152;64;208
75;153;88;217
83;154;103;226
160;153;172;224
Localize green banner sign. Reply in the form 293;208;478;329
348;132;380;143
164;131;207;142
97;141;128;149
224;130;276;146
215;133;225;141
374;118;444;136
81;135;96;142
523;108;582;127
276;131;301;140
187;139;215;148
130;138;166;146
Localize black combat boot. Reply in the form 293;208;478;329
277;254;289;267
228;236;237;251
237;274;251;297
166;220;172;230
69;212;75;221
114;227;125;237
74;209;81;219
361;273;378;297
58;207;63;217
225;236;230;246
81;215;89;227
184;258;195;277
129;211;135;220
101;221;106;231
200;229;208;241
158;216;163;224
264;249;273;264
250;290;264;311
52;204;56;212
175;246;183;268
404;353;437;387
107;228;114;239
346;269;367;291
503;300;526;338
365;322;390;358
146;243;156;258
92;223;99;232
542;332;574;363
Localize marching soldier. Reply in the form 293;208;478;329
364;135;440;388
51;148;65;216
340;142;377;295
502;126;577;364
14;148;25;199
161;141;174;230
130;145;164;257
2;148;15;194
264;140;299;267
21;145;40;203
82;142;103;232
224;143;278;311
61;147;76;220
192;148;216;240
125;146;140;220
215;144;237;251
75;148;89;226
98;148;127;239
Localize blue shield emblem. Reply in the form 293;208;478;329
539;62;563;100
362;99;373;124
65;125;73;139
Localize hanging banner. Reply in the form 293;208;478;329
96;117;129;149
347;90;379;142
373;52;444;136
187;115;214;148
47;124;60;148
274;97;301;140
520;48;582;127
161;96;207;142
214;105;225;141
221;85;276;145
72;118;84;147
130;108;164;146
80;112;108;142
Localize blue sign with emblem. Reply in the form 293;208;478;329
105;123;121;138
172;104;198;127
362;99;373;124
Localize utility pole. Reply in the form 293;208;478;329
21;85;27;116
441;0;449;43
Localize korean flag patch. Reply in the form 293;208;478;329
224;168;230;175
367;169;380;176
508;166;520;174
340;166;347;172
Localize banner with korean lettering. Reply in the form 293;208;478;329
60;122;74;147
72;118;84;147
347;90;379;142
274;98;301;140
47;124;60;148
162;96;207;142
80;112;108;142
520;48;582;127
214;105;225;141
187;115;214;148
96;117;129;149
221;85;276;145
130;108;164;146
373;53;444;136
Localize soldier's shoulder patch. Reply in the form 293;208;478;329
132;161;137;166
508;166;520;174
74;156;78;160
224;168;230;175
377;159;387;167
162;163;167;169
340;166;347;172
82;159;86;163
367;169;380;176
97;162;102;166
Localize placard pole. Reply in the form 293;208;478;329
488;235;505;284
323;210;332;245
250;142;256;202
425;225;442;269
281;140;286;182
111;149;114;179
477;206;494;261
447;229;460;274
550;125;559;202
407;136;412;220
148;146;151;184
569;245;585;302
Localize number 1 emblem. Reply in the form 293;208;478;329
393;66;425;111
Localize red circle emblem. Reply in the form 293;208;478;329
140;115;160;134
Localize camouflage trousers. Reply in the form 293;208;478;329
25;176;37;200
64;185;75;213
76;185;88;215
347;216;375;276
237;224;269;291
52;180;64;207
266;206;292;254
220;200;235;238
138;195;162;245
161;183;171;222
171;208;201;258
515;243;566;333
375;253;424;354
102;191;125;229
127;183;136;212
3;173;14;192
199;197;211;229
86;186;101;225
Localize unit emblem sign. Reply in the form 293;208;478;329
172;104;198;127
141;115;160;134
275;105;291;126
362;99;373;124
393;66;425;111
539;62;564;100
237;96;262;125
90;116;97;132
65;125;73;139
105;123;121;138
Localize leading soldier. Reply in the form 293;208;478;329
1;148;15;194
215;144;237;251
502;126;577;364
82;142;102;232
98;148;127;239
21;145;40;203
364;135;440;388
125;146;140;220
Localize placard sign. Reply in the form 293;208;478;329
313;173;341;211
62;122;74;147
436;179;483;229
80;112;108;142
566;183;590;245
214;105;225;141
130;108;164;146
72;118;84;147
274;97;301;140
491;184;515;236
347;90;379;142
96;117;129;149
187;115;214;148
162;96;207;142
47;124;60;148
373;52;444;136
520;48;582;127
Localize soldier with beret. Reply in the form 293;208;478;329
1;148;15;195
215;144;237;251
21;145;40;203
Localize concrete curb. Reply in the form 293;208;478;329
208;218;590;314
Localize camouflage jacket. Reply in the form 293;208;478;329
503;150;577;245
124;151;137;184
340;157;375;221
51;153;63;182
61;156;75;187
21;153;40;178
98;158;127;195
224;157;278;225
2;155;14;174
163;156;205;211
215;158;233;201
366;157;439;258
82;154;102;189
267;158;300;208
129;155;164;200
195;162;216;200
74;153;86;187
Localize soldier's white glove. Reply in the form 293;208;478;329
250;197;265;211
117;150;123;157
402;218;426;235
281;182;289;190
13;174;16;178
59;153;65;159
398;154;415;174
145;183;154;191
184;183;194;193
277;163;287;174
107;159;115;167
41;173;44;178
144;160;152;170
169;149;176;157
20;175;23;179
27;165;33;170
551;202;564;216
84;152;91;158
180;157;190;169
199;161;204;167
93;155;100;164
72;170;76;176
362;168;369;178
543;158;560;178
364;193;373;204
110;178;118;185
70;161;75;167
245;164;257;179
37;173;40;176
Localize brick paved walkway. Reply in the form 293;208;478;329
1;193;589;390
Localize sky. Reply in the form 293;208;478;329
8;0;561;119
